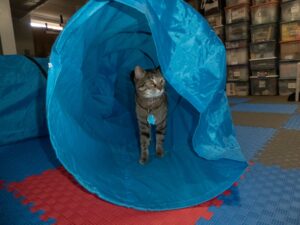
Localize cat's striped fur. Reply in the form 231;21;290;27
133;66;168;165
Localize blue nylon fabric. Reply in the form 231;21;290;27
47;0;247;210
0;55;48;146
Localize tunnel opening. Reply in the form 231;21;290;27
47;0;247;211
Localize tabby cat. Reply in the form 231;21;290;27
133;65;168;165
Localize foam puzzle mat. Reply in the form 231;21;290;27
232;112;290;128
0;97;300;225
257;129;300;169
231;103;298;114
228;97;251;105
284;115;300;131
196;164;300;225
235;126;276;161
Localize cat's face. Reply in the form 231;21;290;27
134;66;165;98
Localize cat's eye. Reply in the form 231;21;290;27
138;86;145;91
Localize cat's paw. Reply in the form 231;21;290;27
139;152;149;165
139;156;149;165
156;148;165;158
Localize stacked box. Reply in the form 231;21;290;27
226;40;250;82
250;75;278;95
251;2;279;25
225;22;250;41
226;81;250;96
251;23;277;43
204;0;225;41
280;60;300;79
204;0;224;15
227;0;251;7
280;41;300;60
279;79;297;96
225;1;251;96
250;1;279;95
281;0;300;22
281;21;300;41
225;4;250;24
185;0;200;11
252;0;278;4
279;0;300;96
250;41;277;59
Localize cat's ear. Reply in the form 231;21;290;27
134;66;145;80
156;66;161;72
155;66;162;75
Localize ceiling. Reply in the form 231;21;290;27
10;0;48;18
30;0;87;23
10;0;87;23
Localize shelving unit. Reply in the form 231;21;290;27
279;0;300;96
249;1;279;96
224;0;251;96
188;0;300;97
203;0;225;41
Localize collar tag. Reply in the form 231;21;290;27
147;114;156;125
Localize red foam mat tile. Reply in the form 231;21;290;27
0;180;4;189
8;167;225;225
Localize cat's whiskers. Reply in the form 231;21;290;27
144;89;164;98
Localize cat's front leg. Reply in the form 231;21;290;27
156;118;166;157
138;121;150;165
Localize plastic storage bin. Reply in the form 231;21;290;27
227;48;249;65
280;60;300;79
250;41;276;59
226;40;248;49
227;81;249;96
214;25;225;40
281;0;300;22
252;0;278;5
250;75;278;95
281;21;300;41
226;22;249;41
227;65;249;81
279;78;297;96
252;69;276;77
251;23;277;43
280;41;300;60
206;13;223;27
225;4;250;24
186;0;198;10
251;3;279;25
250;57;277;70
227;0;250;7
204;0;223;15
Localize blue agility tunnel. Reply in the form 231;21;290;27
47;0;247;210
0;55;48;146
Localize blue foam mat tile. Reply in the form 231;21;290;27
0;187;55;225
196;164;300;225
228;97;251;105
235;126;277;161
284;115;300;131
0;137;61;182
231;103;298;114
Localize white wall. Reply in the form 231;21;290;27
13;15;35;56
0;0;17;55
0;36;3;54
